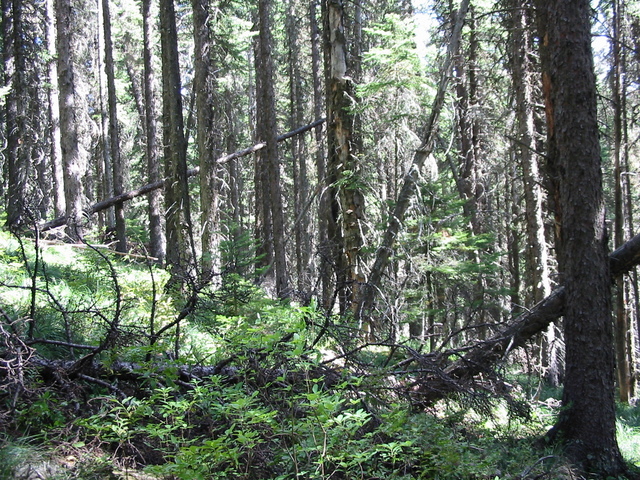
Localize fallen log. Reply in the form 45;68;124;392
39;118;325;232
412;232;640;404
7;233;640;409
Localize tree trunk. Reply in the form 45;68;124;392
287;1;310;295
56;0;88;241
102;0;127;253
222;94;243;271
505;162;521;313
192;0;220;280
611;0;632;404
323;0;364;315
96;4;112;232
44;0;65;220
508;0;558;385
452;5;494;338
141;0;165;264
255;0;289;298
3;0;30;229
160;0;193;286
252;20;273;286
620;18;640;398
311;0;331;310
453;6;482;235
542;0;626;473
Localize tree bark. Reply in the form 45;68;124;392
192;0;221;280
323;0;365;315
256;0;289;298
3;0;29;229
310;0;331;310
453;6;482;235
542;0;626;473
620;15;640;399
507;0;558;385
96;3;113;232
102;0;127;253
287;1;310;295
252;20;273;285
45;0;65;219
451;5;495;338
611;0;632;404
142;0;165;264
56;0;88;241
160;0;193;286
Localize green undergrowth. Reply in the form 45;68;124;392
1;230;639;479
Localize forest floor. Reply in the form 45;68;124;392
0;231;639;479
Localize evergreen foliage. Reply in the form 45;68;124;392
2;0;640;476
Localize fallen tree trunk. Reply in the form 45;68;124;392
39;169;197;231
413;232;640;404
7;233;640;408
39;118;325;232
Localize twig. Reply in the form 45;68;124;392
25;338;98;351
519;455;557;479
76;373;127;399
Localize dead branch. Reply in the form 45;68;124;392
358;0;470;318
39;240;159;261
25;338;98;351
6;231;640;412
39;118;325;232
409;232;640;405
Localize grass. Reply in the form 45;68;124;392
617;402;640;468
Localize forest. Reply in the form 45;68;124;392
2;0;640;477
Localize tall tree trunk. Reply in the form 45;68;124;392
620;18;640;398
222;92;243;271
452;5;494;337
142;0;165;264
124;61;145;132
3;0;29;229
102;0;127;253
56;0;88;241
311;0;331;310
160;0;193;286
505;161;521;313
323;0;364;316
287;1;310;295
96;3;112;232
252;20;273;285
45;0;65;219
542;0;626;473
611;0;632;404
508;0;557;384
255;0;289;298
453;6;482;234
192;0;220;280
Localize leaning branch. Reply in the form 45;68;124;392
412;232;640;404
39;118;325;232
357;0;471;317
